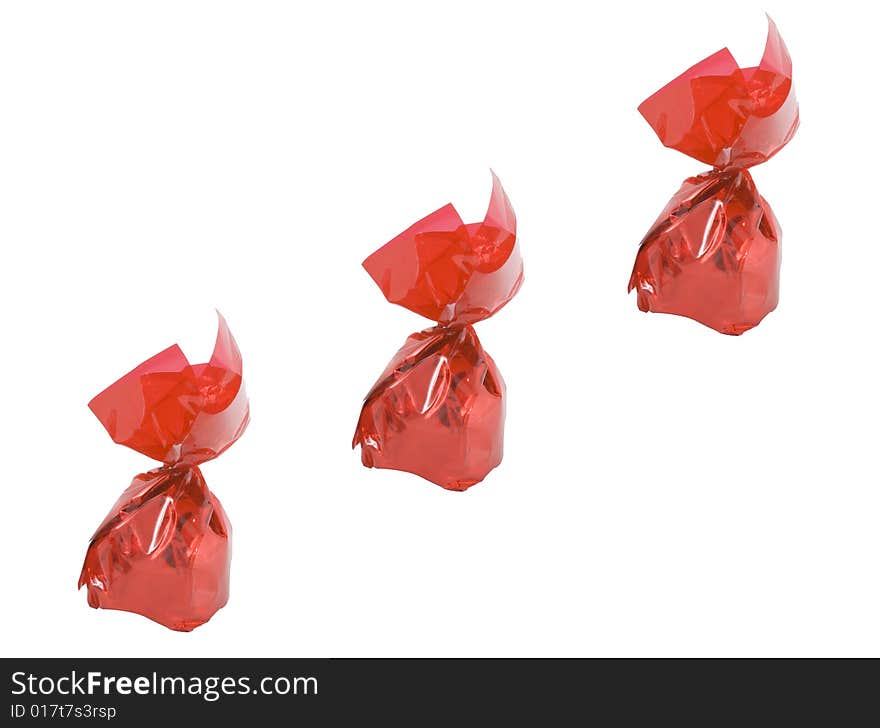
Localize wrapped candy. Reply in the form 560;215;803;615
353;172;523;491
628;17;798;335
79;313;249;631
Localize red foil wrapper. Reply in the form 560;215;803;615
353;172;523;491
628;18;799;335
79;313;249;631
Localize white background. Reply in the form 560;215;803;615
1;0;877;658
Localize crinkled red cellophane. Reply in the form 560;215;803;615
79;313;249;631
628;17;799;335
354;172;523;490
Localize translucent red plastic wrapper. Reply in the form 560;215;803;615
354;172;523;490
628;17;799;335
79;313;249;631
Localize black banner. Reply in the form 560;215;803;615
3;658;877;723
